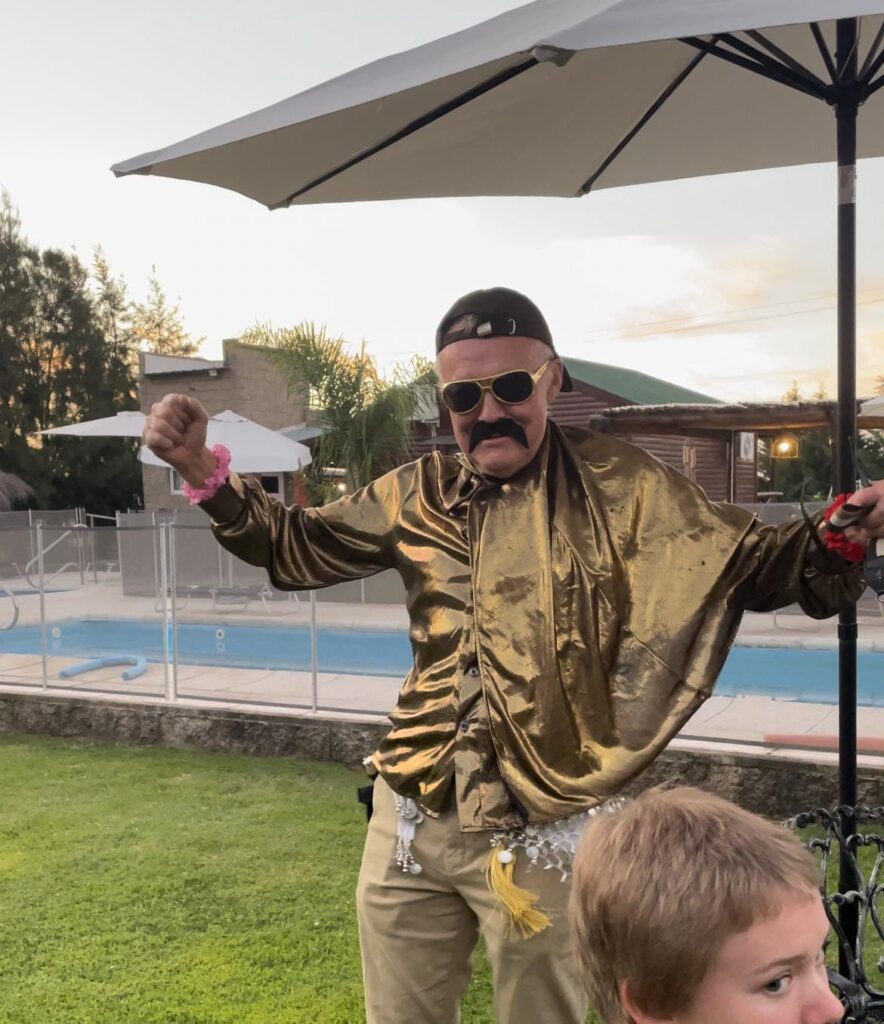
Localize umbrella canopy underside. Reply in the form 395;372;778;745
113;1;884;207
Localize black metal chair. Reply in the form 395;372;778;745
790;805;883;1023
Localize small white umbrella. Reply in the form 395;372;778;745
138;409;312;473
859;394;884;424
39;409;312;472
39;411;146;437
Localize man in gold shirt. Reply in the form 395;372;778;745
144;288;882;1024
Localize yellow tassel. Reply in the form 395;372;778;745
485;848;553;939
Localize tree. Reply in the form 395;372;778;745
92;247;138;373
240;322;436;504
130;270;202;356
756;381;884;499
0;191;43;500
0;193;143;514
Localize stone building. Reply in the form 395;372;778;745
138;341;315;511
140;344;756;510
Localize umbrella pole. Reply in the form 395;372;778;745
834;17;859;969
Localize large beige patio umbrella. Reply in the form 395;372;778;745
114;1;884;981
113;2;884;206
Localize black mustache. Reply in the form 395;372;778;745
468;418;529;452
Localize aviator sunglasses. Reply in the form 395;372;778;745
440;361;552;415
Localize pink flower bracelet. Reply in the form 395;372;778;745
182;444;232;505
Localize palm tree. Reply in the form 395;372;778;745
240;322;435;503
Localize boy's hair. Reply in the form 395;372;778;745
569;787;822;1024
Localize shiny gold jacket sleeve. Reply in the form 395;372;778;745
198;466;410;590
719;512;864;617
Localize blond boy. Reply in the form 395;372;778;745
570;787;844;1024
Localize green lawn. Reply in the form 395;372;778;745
0;735;500;1024
0;735;878;1023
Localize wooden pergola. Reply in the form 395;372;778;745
588;399;883;503
589;399;884;436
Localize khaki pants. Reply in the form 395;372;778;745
356;776;589;1024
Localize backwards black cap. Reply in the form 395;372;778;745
435;286;573;392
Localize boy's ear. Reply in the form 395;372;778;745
619;981;673;1024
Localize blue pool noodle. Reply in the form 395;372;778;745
59;655;147;682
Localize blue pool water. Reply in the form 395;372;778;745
0;618;881;706
0;619;414;679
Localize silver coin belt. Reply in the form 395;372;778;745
488;797;627;880
394;793;626;879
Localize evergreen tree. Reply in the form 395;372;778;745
130;270;202;356
758;381;884;499
92;247;138;373
0;191;45;502
0;194;143;514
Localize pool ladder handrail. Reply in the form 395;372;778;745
13;525;86;591
0;586;19;630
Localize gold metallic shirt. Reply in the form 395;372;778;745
203;424;863;829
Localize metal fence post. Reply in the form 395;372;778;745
158;522;173;702
76;528;85;586
36;523;48;690
168;525;179;702
151;512;160;597
309;589;319;713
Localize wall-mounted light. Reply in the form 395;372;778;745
771;433;799;459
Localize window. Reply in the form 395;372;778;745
259;474;285;498
307;385;323;411
170;469;184;495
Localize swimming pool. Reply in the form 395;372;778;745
0;618;880;706
0;619;414;678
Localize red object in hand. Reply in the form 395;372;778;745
822;494;867;564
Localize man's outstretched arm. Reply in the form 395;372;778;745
143;393;403;590
732;482;884;616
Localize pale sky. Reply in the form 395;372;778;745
5;0;884;402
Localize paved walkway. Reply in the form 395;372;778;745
0;572;881;770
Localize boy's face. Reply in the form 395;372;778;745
625;895;843;1024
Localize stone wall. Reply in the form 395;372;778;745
0;691;879;819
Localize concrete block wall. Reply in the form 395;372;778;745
0;692;879;821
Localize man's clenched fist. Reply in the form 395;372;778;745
143;395;217;487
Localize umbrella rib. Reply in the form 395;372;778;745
577;47;709;195
743;30;830;91
863;72;884;99
858;20;884;82
682;36;827;101
714;33;829;98
274;56;539;208
860;48;884;90
810;22;839;83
